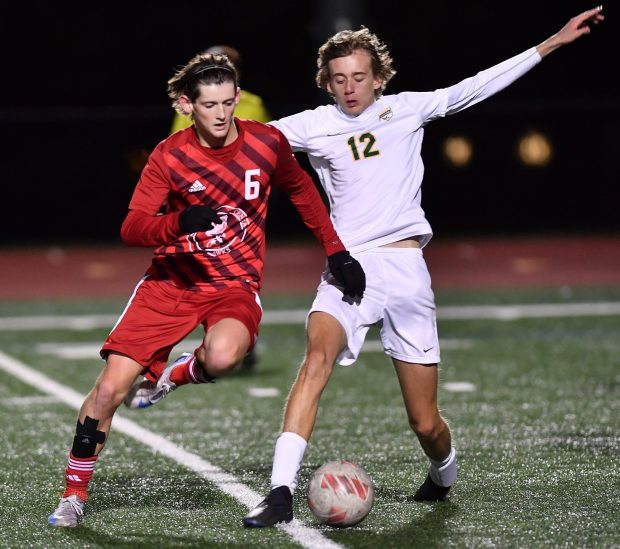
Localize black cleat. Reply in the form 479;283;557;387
413;474;451;502
243;486;293;527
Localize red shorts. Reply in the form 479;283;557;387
100;278;262;381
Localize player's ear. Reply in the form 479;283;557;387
326;80;334;96
235;87;241;106
178;95;193;115
373;75;382;91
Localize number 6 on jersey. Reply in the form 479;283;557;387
245;169;260;199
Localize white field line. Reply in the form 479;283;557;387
437;301;620;321
2;301;620;331
0;314;120;331
0;350;344;549
34;337;473;361
3;395;62;405
442;382;476;392
247;387;281;398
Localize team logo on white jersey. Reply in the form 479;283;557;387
188;180;206;192
186;205;250;257
379;106;393;121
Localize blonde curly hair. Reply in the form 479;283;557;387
315;27;396;98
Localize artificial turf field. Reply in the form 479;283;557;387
0;287;618;548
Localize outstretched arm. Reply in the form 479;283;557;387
410;6;605;124
537;6;605;58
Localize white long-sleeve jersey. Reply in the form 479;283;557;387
271;47;541;253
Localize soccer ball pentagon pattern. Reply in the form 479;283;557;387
307;460;374;527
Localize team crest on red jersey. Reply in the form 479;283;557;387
187;205;250;257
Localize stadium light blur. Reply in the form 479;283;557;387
442;136;473;167
517;131;552;167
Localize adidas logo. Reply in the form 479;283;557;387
188;180;206;192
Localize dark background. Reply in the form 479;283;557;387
1;1;617;245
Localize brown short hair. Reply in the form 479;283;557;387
205;45;242;76
167;52;238;114
316;27;396;98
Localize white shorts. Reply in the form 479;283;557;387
309;247;440;366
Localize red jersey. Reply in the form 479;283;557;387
121;119;344;292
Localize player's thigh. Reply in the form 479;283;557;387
203;318;251;361
392;358;439;420
94;352;144;399
102;279;199;369
306;311;348;365
197;288;262;366
310;265;383;366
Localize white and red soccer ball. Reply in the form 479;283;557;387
307;460;374;527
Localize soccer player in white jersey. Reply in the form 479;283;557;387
242;6;604;527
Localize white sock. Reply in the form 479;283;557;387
270;431;308;493
429;447;457;487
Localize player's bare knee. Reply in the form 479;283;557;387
306;347;335;367
409;415;443;440
198;343;245;376
298;350;334;383
94;378;127;410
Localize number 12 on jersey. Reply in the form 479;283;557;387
346;133;380;161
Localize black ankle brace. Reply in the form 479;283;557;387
71;416;106;458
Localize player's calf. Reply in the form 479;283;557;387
49;416;105;526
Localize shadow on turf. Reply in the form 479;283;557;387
63;526;216;548
330;498;459;548
50;474;258;547
91;473;217;508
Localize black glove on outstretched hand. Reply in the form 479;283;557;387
328;250;366;299
179;205;221;233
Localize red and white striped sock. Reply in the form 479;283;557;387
169;354;213;385
63;451;97;501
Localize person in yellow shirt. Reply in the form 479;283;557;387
170;44;271;133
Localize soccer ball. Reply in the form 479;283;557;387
307;460;374;527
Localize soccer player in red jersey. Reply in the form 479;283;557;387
48;51;365;528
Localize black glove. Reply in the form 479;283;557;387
179;205;221;233
328;250;366;299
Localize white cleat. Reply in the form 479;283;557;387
123;353;193;409
48;495;85;527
